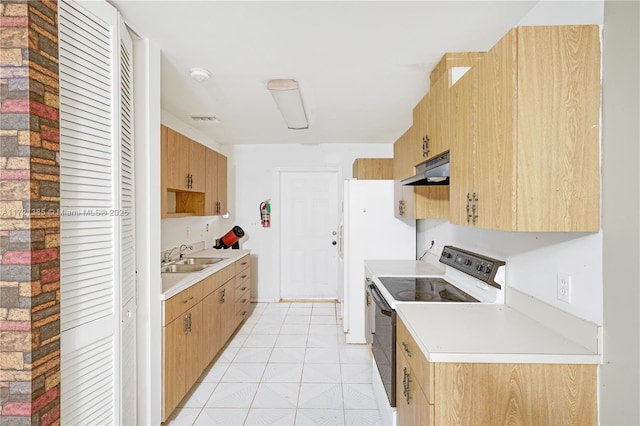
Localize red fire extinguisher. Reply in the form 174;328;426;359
260;200;271;227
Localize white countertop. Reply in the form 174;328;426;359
396;303;601;364
161;249;250;300
364;259;445;277
365;259;601;365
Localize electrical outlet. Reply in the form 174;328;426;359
557;272;572;303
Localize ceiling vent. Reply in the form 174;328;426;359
190;115;219;123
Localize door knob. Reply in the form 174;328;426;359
332;241;337;246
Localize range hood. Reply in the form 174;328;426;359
401;151;450;186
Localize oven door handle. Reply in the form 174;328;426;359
369;284;393;317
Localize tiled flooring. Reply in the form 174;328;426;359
166;302;384;426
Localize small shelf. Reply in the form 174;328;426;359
166;213;195;218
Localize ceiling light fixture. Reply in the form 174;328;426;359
189;67;211;82
267;79;308;130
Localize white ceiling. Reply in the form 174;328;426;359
112;1;539;145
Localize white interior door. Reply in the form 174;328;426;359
280;171;340;300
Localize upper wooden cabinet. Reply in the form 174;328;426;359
204;149;228;216
352;158;394;180
161;125;228;218
393;126;449;220
449;59;481;227
470;25;601;232
414;75;451;161
165;126;206;192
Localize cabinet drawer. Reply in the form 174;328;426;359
235;256;250;274
164;284;201;326
235;297;251;322
235;276;250;301
217;263;236;286
235;289;250;314
397;318;434;403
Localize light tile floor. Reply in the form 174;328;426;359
166;302;384;426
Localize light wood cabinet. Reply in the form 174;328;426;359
462;25;601;232
395;318;597;426
396;342;433;426
165;126;206;192
234;257;251;325
162;256;250;421
352;158;394;180
393;127;449;220
449;61;481;227
162;313;186;419
414;75;450;161
161;125;228;218
204;149;228;216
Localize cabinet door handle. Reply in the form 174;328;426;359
216;201;220;214
240;298;248;303
240;286;247;292
472;192;478;224
402;341;412;357
183;314;189;335
403;367;412;404
422;134;430;158
241;274;248;279
466;193;472;223
220;288;226;303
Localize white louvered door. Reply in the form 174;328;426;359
59;1;135;424
118;19;137;426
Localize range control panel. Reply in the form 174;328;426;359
439;246;506;289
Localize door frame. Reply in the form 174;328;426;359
275;168;343;302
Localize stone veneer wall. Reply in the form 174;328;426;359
0;1;61;425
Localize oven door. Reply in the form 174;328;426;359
368;283;396;407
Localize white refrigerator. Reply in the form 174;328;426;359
339;179;416;344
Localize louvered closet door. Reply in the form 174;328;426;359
118;19;137;426
59;1;133;424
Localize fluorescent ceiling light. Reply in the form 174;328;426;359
267;79;308;130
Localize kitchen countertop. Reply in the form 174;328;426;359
365;259;601;365
161;249;250;300
364;259;445;277
396;303;601;364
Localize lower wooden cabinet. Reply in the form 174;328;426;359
395;318;597;426
396;342;434;426
162;255;252;421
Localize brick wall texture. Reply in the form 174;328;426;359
0;1;61;425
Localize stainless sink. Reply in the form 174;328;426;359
161;264;207;273
177;257;224;266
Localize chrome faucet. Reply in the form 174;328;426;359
179;244;193;258
163;247;178;264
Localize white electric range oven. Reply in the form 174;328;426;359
366;246;506;424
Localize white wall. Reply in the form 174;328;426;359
599;0;640;423
133;37;162;426
417;221;603;324
228;143;392;301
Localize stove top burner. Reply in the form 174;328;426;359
378;277;479;303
